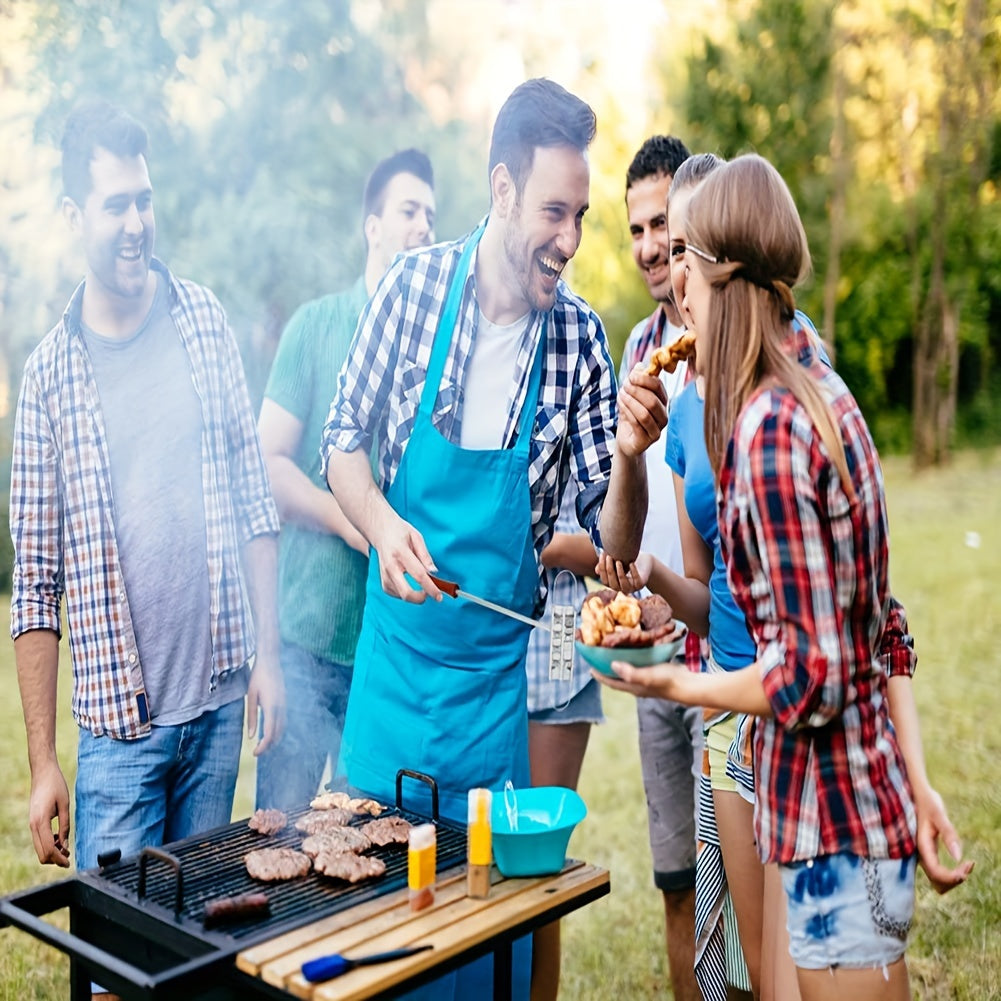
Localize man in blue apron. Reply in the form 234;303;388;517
321;78;645;999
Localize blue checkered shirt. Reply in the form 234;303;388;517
321;226;618;607
10;260;280;739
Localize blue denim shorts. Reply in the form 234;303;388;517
528;675;604;725
781;852;916;970
74;697;244;870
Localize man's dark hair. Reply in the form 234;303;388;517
363;148;434;220
488;78;596;193
625;135;690;191
61;98;149;206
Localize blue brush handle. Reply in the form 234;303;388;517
302;953;352;982
302;944;433;983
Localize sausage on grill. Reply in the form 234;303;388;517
202;891;271;927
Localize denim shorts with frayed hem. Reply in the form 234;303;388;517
528;675;605;725
781;852;916;970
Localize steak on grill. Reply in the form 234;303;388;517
245;847;311;882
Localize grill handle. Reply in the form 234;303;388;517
138;846;184;919
395;769;440;822
0;881;235;995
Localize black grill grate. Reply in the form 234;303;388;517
88;803;467;946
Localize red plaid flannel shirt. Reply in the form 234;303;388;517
719;328;917;863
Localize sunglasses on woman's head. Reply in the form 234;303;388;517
685;243;723;265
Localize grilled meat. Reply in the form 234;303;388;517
248;808;288;836
300;828;372;858
360;815;412;846
245;847;311;882
313;850;387;883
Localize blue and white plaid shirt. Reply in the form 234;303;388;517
321;226;618;608
10;260;279;739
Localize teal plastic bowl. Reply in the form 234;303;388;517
575;626;687;678
491;786;587;877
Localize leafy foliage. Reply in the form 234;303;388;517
14;0;486;403
675;0;1001;455
0;0;999;456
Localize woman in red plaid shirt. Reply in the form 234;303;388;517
599;154;972;1001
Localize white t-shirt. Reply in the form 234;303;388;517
619;312;689;576
460;310;531;450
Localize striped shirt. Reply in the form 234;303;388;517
9;260;279;739
719;330;916;863
525;486;593;713
321;227;618;607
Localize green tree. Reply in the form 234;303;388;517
14;0;483;402
835;0;1001;459
680;0;837;330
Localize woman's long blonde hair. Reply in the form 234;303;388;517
685;154;854;498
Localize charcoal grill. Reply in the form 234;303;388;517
0;771;466;1000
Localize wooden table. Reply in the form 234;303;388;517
234;860;610;1000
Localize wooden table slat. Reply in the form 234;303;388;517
272;866;570;995
236;869;467;975
235;862;609;1001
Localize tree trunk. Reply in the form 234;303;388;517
912;148;948;469
822;22;848;364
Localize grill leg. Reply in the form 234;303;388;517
492;939;513;1001
68;907;92;1001
70;955;91;1001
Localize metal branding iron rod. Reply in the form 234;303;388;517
429;574;550;631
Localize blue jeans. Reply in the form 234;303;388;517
255;641;353;810
74;697;244;870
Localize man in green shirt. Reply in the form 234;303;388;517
255;149;436;809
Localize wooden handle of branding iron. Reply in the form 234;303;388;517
429;574;459;597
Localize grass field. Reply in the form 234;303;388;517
1;449;999;1000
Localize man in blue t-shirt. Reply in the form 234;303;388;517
617;135;702;1001
255;150;436;810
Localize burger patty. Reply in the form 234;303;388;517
638;594;675;631
300;828;372;858
295;808;355;833
248;808;288;836
245;847;311;882
313;850;387;883
360;815;412;846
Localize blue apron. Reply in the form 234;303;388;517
337;228;542;999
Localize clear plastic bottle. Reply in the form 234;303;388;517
467;788;492;898
408;823;436;911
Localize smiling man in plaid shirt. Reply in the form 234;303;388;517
9;100;284;926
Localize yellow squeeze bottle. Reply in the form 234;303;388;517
408;823;436;911
467;788;492;898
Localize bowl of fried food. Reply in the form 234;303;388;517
575;589;686;677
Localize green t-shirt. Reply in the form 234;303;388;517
265;277;371;664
